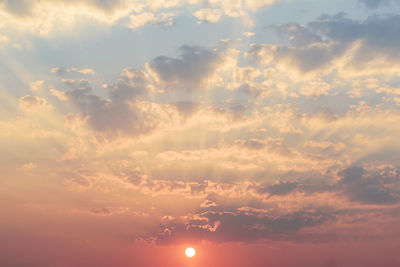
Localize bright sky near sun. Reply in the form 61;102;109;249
1;0;400;266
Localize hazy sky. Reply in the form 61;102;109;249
1;0;400;266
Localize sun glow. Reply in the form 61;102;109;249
185;247;196;258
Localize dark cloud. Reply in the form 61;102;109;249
258;181;299;196
249;14;400;73
338;166;400;205
152;209;334;244
309;14;400;67
147;45;225;90
254;166;400;204
65;67;154;137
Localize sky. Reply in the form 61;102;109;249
1;0;400;266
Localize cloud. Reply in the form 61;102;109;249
146;45;227;90
50;67;68;76
19;95;52;111
50;67;95;76
29;80;46;91
338;166;400;205
359;0;400;8
193;8;223;23
127;12;175;28
248;14;400;75
258;181;299;196
0;0;135;36
149;208;334;244
0;0;279;39
170;101;200;117
61;67;155;137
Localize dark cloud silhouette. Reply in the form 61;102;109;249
147;45;225;90
152;209;334;244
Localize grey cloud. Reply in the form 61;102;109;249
235;139;266;150
258;181;299;196
235;138;293;156
153;209;334;244
90;207;112;216
68;176;91;188
19;95;50;111
250;14;400;73
254;166;400;204
130;165;399;206
359;0;400;8
309;14;400;67
248;41;345;74
171;101;200;117
278;23;323;47
338;166;400;205
0;0;33;16
50;67;68;76
147;45;224;90
65;67;153;137
125;170;148;187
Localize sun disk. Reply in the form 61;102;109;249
185;247;196;258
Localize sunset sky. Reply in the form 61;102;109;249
1;0;400;266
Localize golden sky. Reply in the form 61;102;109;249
1;0;400;266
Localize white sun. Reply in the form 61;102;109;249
185;247;196;258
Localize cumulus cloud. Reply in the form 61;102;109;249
146;45;227;90
60;67;155;137
248;14;400;75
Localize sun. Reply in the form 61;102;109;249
185;247;196;258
